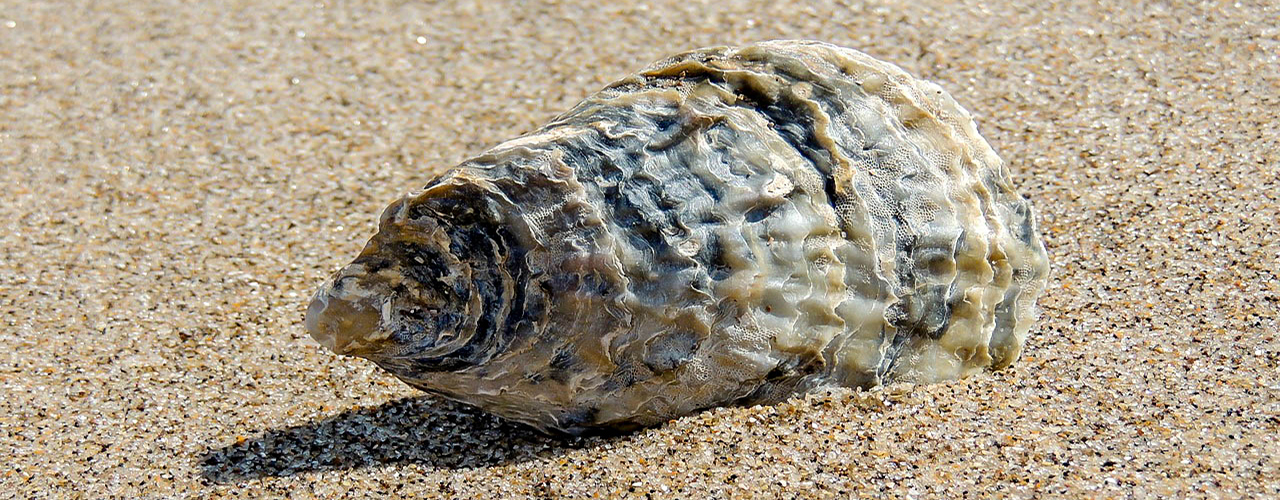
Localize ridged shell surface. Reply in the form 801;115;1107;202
305;40;1051;435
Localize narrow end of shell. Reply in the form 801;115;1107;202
305;280;384;356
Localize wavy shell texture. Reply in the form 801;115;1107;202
305;40;1050;435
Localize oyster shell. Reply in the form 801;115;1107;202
305;40;1050;435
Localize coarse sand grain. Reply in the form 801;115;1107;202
0;0;1276;498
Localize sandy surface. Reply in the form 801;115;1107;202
1;0;1277;498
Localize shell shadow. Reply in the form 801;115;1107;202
199;395;609;483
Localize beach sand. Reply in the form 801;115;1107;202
1;0;1276;498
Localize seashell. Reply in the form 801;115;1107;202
305;40;1050;435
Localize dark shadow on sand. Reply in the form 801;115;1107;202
199;396;609;483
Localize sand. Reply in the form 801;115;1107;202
1;0;1276;498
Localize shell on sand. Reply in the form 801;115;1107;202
305;40;1050;435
